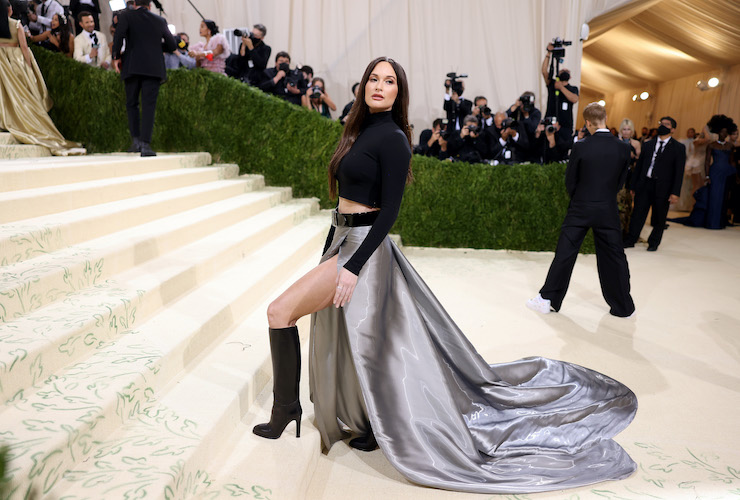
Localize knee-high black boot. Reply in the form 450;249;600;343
253;326;302;439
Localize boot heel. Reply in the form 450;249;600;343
295;415;301;438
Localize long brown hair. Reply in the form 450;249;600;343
328;56;413;199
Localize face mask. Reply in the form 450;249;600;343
657;124;671;136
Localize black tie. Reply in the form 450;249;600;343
41;2;47;16
648;140;665;178
91;33;99;46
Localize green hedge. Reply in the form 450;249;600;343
33;47;593;252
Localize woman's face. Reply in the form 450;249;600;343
364;61;398;113
51;14;60;30
731;129;739;144
718;128;728;141
620;125;632;139
199;22;209;37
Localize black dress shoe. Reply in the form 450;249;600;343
349;427;378;452
623;241;635;248
140;142;157;157
647;245;658;252
127;137;141;153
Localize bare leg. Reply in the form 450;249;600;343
691;173;704;195
267;255;339;328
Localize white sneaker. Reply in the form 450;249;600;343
526;294;553;314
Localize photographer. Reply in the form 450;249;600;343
164;31;195;69
416;118;446;157
542;40;579;140
443;74;472;131
225;23;270;85
302;76;336;118
339;82;359;124
446;114;488;164
28;0;64;35
259;51;307;106
507;91;541;161
487;112;530;164
472;95;494;131
533;117;572;163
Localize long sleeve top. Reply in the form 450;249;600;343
335;110;412;275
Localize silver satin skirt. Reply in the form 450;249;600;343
309;224;637;494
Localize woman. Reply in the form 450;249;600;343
253;57;637;494
0;0;84;155
28;13;73;57
302;76;336;118
703;115;737;229
188;19;230;75
617;118;640;236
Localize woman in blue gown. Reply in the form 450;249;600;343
704;117;737;229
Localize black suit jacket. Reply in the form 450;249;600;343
443;97;472;129
70;0;100;14
566;131;630;203
629;136;686;197
112;7;177;81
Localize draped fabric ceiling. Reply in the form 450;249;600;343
580;0;740;132
93;0;739;139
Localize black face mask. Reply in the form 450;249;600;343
657;124;671;136
559;71;570;81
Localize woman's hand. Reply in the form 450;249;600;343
333;268;358;308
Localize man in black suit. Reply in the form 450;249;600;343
111;0;176;157
624;116;685;251
443;79;472;132
527;103;635;317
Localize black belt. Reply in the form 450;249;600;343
332;209;379;227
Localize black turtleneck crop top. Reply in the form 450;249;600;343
336;110;412;275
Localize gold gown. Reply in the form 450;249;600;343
0;17;84;155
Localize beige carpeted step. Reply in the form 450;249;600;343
0;132;19;145
0;152;212;192
0;214;328;498
0;144;51;159
0;174;266;266
0;198;321;402
0;163;239;223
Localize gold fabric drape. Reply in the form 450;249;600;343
0;18;84;155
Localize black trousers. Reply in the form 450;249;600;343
626;179;670;248
540;201;635;317
124;76;161;144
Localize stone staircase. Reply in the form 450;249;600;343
0;133;329;499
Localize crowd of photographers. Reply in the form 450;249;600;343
417;40;580;165
14;4;583;158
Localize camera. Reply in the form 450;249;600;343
466;125;479;135
445;72;468;95
542;116;557;133
520;94;535;113
479;105;491;116
550;37;572;59
278;62;290;73
233;28;247;37
309;86;323;97
174;34;188;51
501;117;518;130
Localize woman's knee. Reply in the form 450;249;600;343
267;299;291;328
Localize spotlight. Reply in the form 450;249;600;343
708;77;719;88
632;94;638;102
598;100;606;106
640;91;649;100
